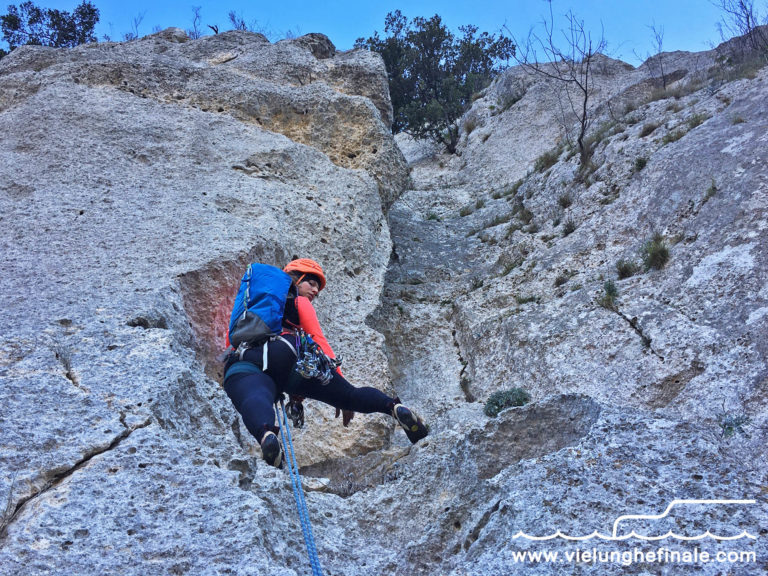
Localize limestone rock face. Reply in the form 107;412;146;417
0;28;401;574
376;38;767;576
0;28;406;208
2;27;767;576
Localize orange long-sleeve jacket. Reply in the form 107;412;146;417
294;296;340;372
294;296;333;357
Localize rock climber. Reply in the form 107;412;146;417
222;258;428;467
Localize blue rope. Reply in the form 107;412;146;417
277;398;324;576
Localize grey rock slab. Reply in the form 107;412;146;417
2;26;768;576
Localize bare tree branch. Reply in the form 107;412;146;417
187;6;202;40
713;0;768;57
505;1;606;164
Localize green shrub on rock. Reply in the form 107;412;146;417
484;388;531;417
642;232;670;270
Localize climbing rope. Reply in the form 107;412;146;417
277;397;324;576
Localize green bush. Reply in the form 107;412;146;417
1;1;99;50
634;156;648;172
562;218;577;237
642;233;670;270
687;112;710;130
554;272;571;287
515;294;539;305
704;179;718;203
599;280;618;309
616;258;640;279
534;148;560;173
518;206;534;224
662;128;687;144
484;388;531;417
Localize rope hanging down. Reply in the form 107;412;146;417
277;397;324;576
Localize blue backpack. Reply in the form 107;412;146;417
228;263;293;348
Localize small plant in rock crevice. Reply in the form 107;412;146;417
598;280;619;309
616;258;641;279
704;179;718;203
484;388;531;417
639;122;660;138
686;112;710;130
500;256;524;276
561;218;577;237
515;294;539;305
558;193;573;209
507;179;524;197
642;232;670;270
533;147;561;173
554;271;573;287
662;128;687;144
717;402;751;439
464;116;478;135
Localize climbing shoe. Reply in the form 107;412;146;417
392;404;428;444
260;431;283;468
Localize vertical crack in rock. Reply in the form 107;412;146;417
462;499;501;551
51;339;89;394
614;309;665;360
452;327;476;402
0;417;152;542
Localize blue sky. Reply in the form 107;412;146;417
5;1;735;64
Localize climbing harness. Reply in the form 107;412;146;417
277;397;324;576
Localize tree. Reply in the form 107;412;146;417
506;1;606;166
714;0;768;57
644;23;669;89
355;11;414;134
122;11;145;42
227;10;267;35
187;6;202;40
1;1;99;51
356;11;514;153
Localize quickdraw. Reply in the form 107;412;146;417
294;331;341;385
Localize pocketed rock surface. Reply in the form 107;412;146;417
1;28;767;575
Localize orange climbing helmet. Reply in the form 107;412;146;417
283;258;327;291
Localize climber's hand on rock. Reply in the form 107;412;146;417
335;407;355;427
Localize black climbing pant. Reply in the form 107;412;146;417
223;337;394;442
